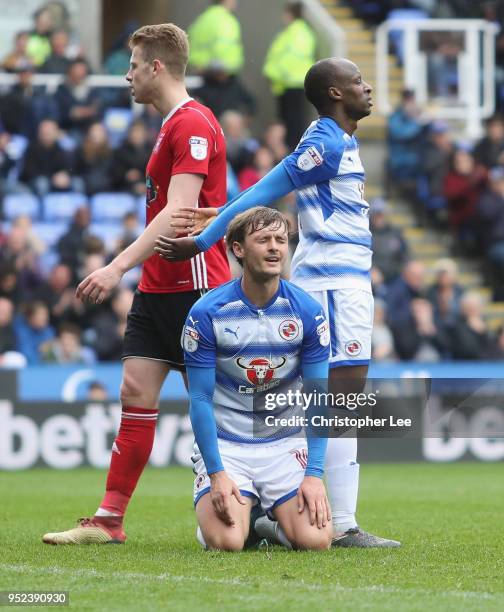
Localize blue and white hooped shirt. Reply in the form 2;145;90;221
283;117;372;292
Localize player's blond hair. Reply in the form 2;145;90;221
129;23;189;80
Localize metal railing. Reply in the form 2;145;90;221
303;0;346;58
376;19;498;138
0;73;202;95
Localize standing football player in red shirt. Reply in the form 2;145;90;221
43;23;231;545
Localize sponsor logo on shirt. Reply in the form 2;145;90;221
297;145;323;171
236;356;286;393
316;320;330;347
183;326;200;352
279;319;300;341
189;136;208;160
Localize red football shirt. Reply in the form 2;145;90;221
138;98;231;293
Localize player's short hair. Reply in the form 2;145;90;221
304;59;336;115
129;23;189;80
226;207;290;266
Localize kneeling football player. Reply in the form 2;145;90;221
183;207;332;551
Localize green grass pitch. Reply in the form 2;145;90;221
1;464;503;611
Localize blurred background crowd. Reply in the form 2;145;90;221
1;0;504;368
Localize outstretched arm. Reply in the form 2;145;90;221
154;162;294;261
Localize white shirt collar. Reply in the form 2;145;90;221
162;96;193;125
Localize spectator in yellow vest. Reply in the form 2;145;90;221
263;2;316;149
188;0;244;75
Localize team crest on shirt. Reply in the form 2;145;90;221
183;325;200;353
146;175;157;204
279;319;300;341
189;136;208;160
236;356;286;392
297;145;323;171
345;340;362;356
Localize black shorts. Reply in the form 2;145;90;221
122;289;205;371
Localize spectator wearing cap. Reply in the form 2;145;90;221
370;197;409;283
418;120;453;221
2;31;32;73
263;2;316;149
443;146;487;250
474;115;504;169
387;89;427;193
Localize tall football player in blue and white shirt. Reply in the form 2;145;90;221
157;58;400;547
184;207;332;551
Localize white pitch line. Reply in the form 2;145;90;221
0;563;499;602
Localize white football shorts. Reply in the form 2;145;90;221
192;436;308;517
309;288;373;368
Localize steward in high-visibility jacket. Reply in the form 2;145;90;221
263;16;316;96
188;1;244;74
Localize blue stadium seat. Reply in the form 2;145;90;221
89;222;123;251
103;107;133;148
3;193;40;220
32;222;67;248
91;192;135;222
43;192;88;222
137;195;146;225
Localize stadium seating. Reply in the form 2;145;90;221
137;195;146;225
3;193;40;221
89;222;124;251
103;107;134;148
42;192;88;222
32;222;67;248
90;192;136;222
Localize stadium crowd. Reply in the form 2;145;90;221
1;0;504;367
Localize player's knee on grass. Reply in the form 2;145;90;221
289;525;332;551
275;501;332;551
203;528;246;552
